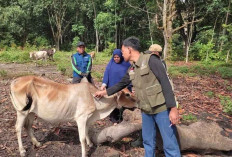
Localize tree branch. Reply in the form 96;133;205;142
125;0;156;15
155;14;164;30
156;0;163;12
172;18;203;33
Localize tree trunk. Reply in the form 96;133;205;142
144;0;153;44
21;32;28;49
185;44;189;63
219;0;231;52
185;6;195;63
92;0;99;53
114;0;118;46
162;0;175;60
226;50;230;63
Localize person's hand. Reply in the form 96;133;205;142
169;107;180;125
82;72;89;77
95;89;107;98
100;85;106;91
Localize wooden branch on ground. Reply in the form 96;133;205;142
90;109;142;144
89;110;232;152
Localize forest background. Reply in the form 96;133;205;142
0;0;232;63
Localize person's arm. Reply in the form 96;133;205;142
102;63;110;87
71;55;82;75
106;73;131;96
149;55;179;125
95;73;131;98
148;55;176;108
86;55;92;74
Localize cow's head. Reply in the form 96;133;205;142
116;88;137;108
52;48;56;54
29;52;35;59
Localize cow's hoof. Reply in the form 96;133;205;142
20;149;26;157
87;142;93;147
35;142;41;147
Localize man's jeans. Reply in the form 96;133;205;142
142;110;181;157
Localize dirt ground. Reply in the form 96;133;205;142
0;62;232;157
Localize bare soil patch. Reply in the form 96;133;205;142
0;62;232;157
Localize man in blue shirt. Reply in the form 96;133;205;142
71;41;93;83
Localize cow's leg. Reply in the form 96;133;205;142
76;116;88;157
15;111;27;157
85;125;93;147
24;113;41;147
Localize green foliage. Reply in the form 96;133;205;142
95;12;120;44
205;91;215;98
168;66;189;77
34;36;49;48
192;41;215;61
168;62;232;78
0;50;31;63
91;71;103;82
217;67;232;79
94;51;111;65
178;66;189;73
72;24;85;35
57;64;66;75
102;42;116;56
54;51;73;77
72;36;80;48
218;95;232;115
182;114;197;122
171;34;185;61
186;73;197;77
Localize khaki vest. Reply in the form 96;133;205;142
128;53;167;114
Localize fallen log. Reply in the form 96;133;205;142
90;109;142;144
90;109;232;152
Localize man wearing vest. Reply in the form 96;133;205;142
71;41;93;83
95;37;181;157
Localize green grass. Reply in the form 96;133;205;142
218;95;232;115
168;62;232;79
1;50;231;80
182;113;197;122
0;49;111;77
205;91;215;98
0;50;31;63
0;70;7;77
93;52;111;65
91;71;104;82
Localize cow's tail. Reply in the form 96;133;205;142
23;93;33;111
10;79;34;111
9;91;32;111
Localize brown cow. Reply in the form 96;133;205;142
10;76;136;157
89;51;96;59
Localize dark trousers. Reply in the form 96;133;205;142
72;74;93;84
109;108;124;123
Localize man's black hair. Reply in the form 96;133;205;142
122;36;140;51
